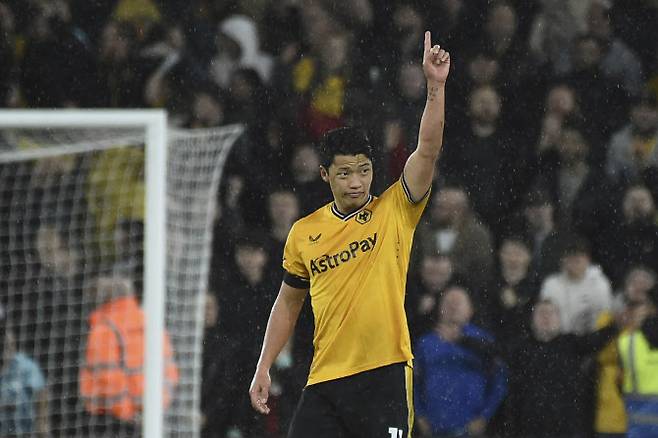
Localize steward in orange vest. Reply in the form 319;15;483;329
80;276;179;423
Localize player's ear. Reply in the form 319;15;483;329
320;166;329;183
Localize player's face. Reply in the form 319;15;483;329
321;154;373;214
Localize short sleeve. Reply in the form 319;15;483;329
380;176;431;228
282;223;310;288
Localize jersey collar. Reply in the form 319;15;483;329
331;195;373;221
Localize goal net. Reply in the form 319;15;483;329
0;113;242;437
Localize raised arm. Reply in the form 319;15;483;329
249;281;308;414
403;31;451;201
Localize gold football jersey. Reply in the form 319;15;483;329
283;177;429;385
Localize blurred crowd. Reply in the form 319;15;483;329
1;0;658;437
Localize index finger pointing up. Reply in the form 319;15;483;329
424;31;431;58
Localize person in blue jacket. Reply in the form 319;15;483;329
414;284;507;437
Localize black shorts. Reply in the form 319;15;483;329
287;362;413;438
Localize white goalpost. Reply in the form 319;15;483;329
0;110;242;437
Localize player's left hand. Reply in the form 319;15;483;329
249;370;272;415
422;31;450;84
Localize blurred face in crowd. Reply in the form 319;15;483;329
557;128;589;164
37;225;78;276
572;37;602;71
321;154;373;213
431;188;468;227
192;92;224;128
268;190;300;228
486;3;517;43
630;101;658;135
623;186;656;223
229;70;258;103
624;267;656;305
546;85;576;117
561;251;590;280
393;3;422;34
420;255;454;291
524;201;554;233
587;2;612;40
439;287;473;326
291;144;321;183
532;301;561;340
469;86;501;125
398;63;426;101
321;34;349;72
301;1;335;53
100;21;133;62
235;245;268;284
499;239;531;275
468;53;499;86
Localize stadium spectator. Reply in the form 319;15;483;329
415;186;494;293
535;123;613;241
489;235;538;339
528;0;592;75
505;299;619;437
600;185;658;286
406;253;459;341
210;14;273;88
606;91;658;190
220;231;278;436
561;34;626;151
34;222;86;434
287;143;331;216
476;1;535;128
540;236;613;335
0;320;49;437
80;276;179;436
535;83;581;154
618;284;658;438
521;185;566;282
414;285;507;438
440;85;527;235
97;20;149;107
586;0;645;98
381;61;426;185
186;86;228;129
593;308;629;438
265;188;301;274
19;0;98;108
619;266;657;309
200;289;257;438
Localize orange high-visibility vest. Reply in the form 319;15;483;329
80;296;179;421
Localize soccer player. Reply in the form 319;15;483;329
249;31;450;437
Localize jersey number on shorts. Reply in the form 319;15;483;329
388;427;403;438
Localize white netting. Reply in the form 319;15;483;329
0;123;242;437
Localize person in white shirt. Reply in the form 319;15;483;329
540;236;613;335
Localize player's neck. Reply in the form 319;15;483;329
333;196;370;216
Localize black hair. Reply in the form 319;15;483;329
500;233;532;251
560;235;591;257
317;127;373;169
